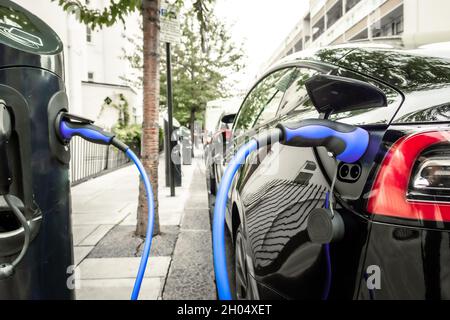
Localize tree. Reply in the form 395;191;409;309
122;8;245;146
53;0;214;237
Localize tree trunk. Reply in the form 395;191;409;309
136;0;160;237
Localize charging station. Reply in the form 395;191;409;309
0;0;74;299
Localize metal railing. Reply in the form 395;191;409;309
70;137;130;186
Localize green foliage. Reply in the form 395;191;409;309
191;0;215;52
52;0;141;29
114;124;141;148
109;118;164;153
100;93;130;129
122;7;245;128
53;0;214;41
54;0;235;129
100;92;139;148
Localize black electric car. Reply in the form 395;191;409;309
213;45;450;300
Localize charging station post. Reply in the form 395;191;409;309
166;41;176;197
0;0;73;299
161;1;181;197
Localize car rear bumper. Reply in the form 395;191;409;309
358;221;450;299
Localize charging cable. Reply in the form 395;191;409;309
0;106;30;279
126;148;155;300
57;113;154;300
0;195;31;279
322;163;338;300
329;163;338;218
213;119;369;300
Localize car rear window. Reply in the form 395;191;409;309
338;48;450;93
394;102;450;123
393;87;450;124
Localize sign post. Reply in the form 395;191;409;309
160;2;181;197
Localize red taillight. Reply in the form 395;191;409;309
367;130;450;222
224;129;232;140
213;129;232;141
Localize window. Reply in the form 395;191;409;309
371;5;404;38
234;68;294;132
349;28;368;41
251;91;283;127
394;17;404;35
326;0;343;29
282;99;319;123
345;0;361;12
294;39;303;52
87;72;94;81
278;68;320;114
277;68;322;123
253;69;305;127
312;17;325;41
86;26;92;43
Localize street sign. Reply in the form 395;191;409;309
160;2;181;44
160;1;180;196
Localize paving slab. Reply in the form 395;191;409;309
78;224;114;246
77;256;171;279
74;246;94;266
72;200;131;214
71;187;103;199
76;278;162;300
72;224;98;245
71;212;129;225
119;212;137;226
159;211;182;226
119;202;138;216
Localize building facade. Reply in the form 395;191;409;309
14;0;142;129
263;0;450;71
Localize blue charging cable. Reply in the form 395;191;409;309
58;114;369;301
212;119;369;300
127;149;155;300
322;192;332;300
213;139;258;300
57;114;154;300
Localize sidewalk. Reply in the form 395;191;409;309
72;150;216;299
